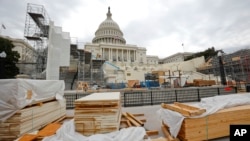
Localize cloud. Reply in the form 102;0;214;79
1;0;250;58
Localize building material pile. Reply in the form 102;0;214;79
160;97;250;141
0;99;66;141
16;116;69;141
74;92;121;136
0;79;66;141
193;79;216;86
120;112;159;138
127;80;140;88
178;104;250;141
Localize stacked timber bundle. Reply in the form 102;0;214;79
193;79;216;86
178;104;250;141
74;92;121;136
0;79;66;141
161;100;250;141
0;99;66;141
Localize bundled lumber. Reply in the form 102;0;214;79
74;92;121;136
161;102;206;117
178;104;250;141
0;100;66;141
193;79;216;86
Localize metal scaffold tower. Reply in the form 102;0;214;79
24;3;50;78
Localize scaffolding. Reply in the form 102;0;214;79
197;48;250;87
24;3;50;78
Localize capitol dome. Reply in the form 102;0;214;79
92;7;126;44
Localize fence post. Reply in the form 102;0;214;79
197;88;200;101
175;90;178;102
235;86;238;93
124;92;126;107
150;90;153;105
217;87;220;95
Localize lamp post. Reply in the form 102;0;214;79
0;51;7;79
218;51;226;85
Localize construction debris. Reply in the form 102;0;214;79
120;112;159;138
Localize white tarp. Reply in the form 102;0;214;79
157;93;250;137
0;79;65;122
43;119;149;141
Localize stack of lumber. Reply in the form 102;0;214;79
161;102;250;141
74;92;121;136
178;104;250;141
127;80;140;88
0;99;66;141
161;102;206;141
193;79;216;86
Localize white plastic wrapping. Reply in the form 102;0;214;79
157;93;250;137
0;79;65;122
43;119;148;141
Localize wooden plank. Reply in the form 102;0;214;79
75;92;120;101
122;113;141;127
126;120;132;127
161;103;206;117
126;112;144;126
161;103;190;117
18;134;38;141
146;130;159;136
161;125;176;141
132;113;145;116
174;102;201;111
38;123;61;136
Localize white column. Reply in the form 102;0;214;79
109;48;111;61
102;48;104;60
135;50;137;62
129;50;131;62
126;50;128;62
134;50;136;62
111;49;113;61
116;49;118;61
122;49;123;62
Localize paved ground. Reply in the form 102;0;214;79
67;104;229;141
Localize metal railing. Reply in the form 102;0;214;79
64;86;237;109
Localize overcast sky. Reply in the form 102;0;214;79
0;0;250;58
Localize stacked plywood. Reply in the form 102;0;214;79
0;99;66;141
74;92;121;136
178;104;250;141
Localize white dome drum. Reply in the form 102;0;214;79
92;7;126;44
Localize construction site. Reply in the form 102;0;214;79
1;3;250;141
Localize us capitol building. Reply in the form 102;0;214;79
84;7;162;83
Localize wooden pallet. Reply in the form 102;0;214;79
0;100;66;141
178;104;250;141
74;92;121;136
